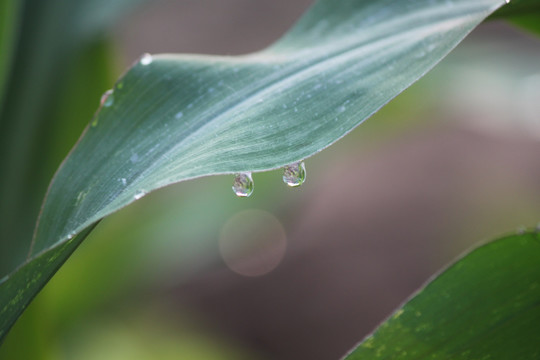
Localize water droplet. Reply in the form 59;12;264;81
120;178;127;186
232;172;254;197
282;161;306;187
134;190;147;200
175;111;183;119
100;89;114;107
130;153;139;163
67;231;76;240
140;53;153;65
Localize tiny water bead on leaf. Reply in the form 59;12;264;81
133;190;147;200
139;53;153;66
92;89;114;127
282;161;306;187
100;89;114;107
232;172;254;197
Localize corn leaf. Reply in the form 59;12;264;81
0;0;510;342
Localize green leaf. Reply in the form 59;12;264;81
509;14;540;36
490;0;540;18
344;231;540;359
0;0;508;342
0;0;21;110
488;0;540;36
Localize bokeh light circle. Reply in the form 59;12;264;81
219;209;287;277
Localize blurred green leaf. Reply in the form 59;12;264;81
52;307;263;360
0;40;116;358
0;0;511;343
0;0;141;275
0;0;21;109
0;0;141;344
344;231;540;359
509;14;540;36
489;0;540;36
490;0;540;17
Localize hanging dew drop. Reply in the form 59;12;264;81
232;172;254;197
283;161;306;187
140;53;153;65
100;89;114;107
